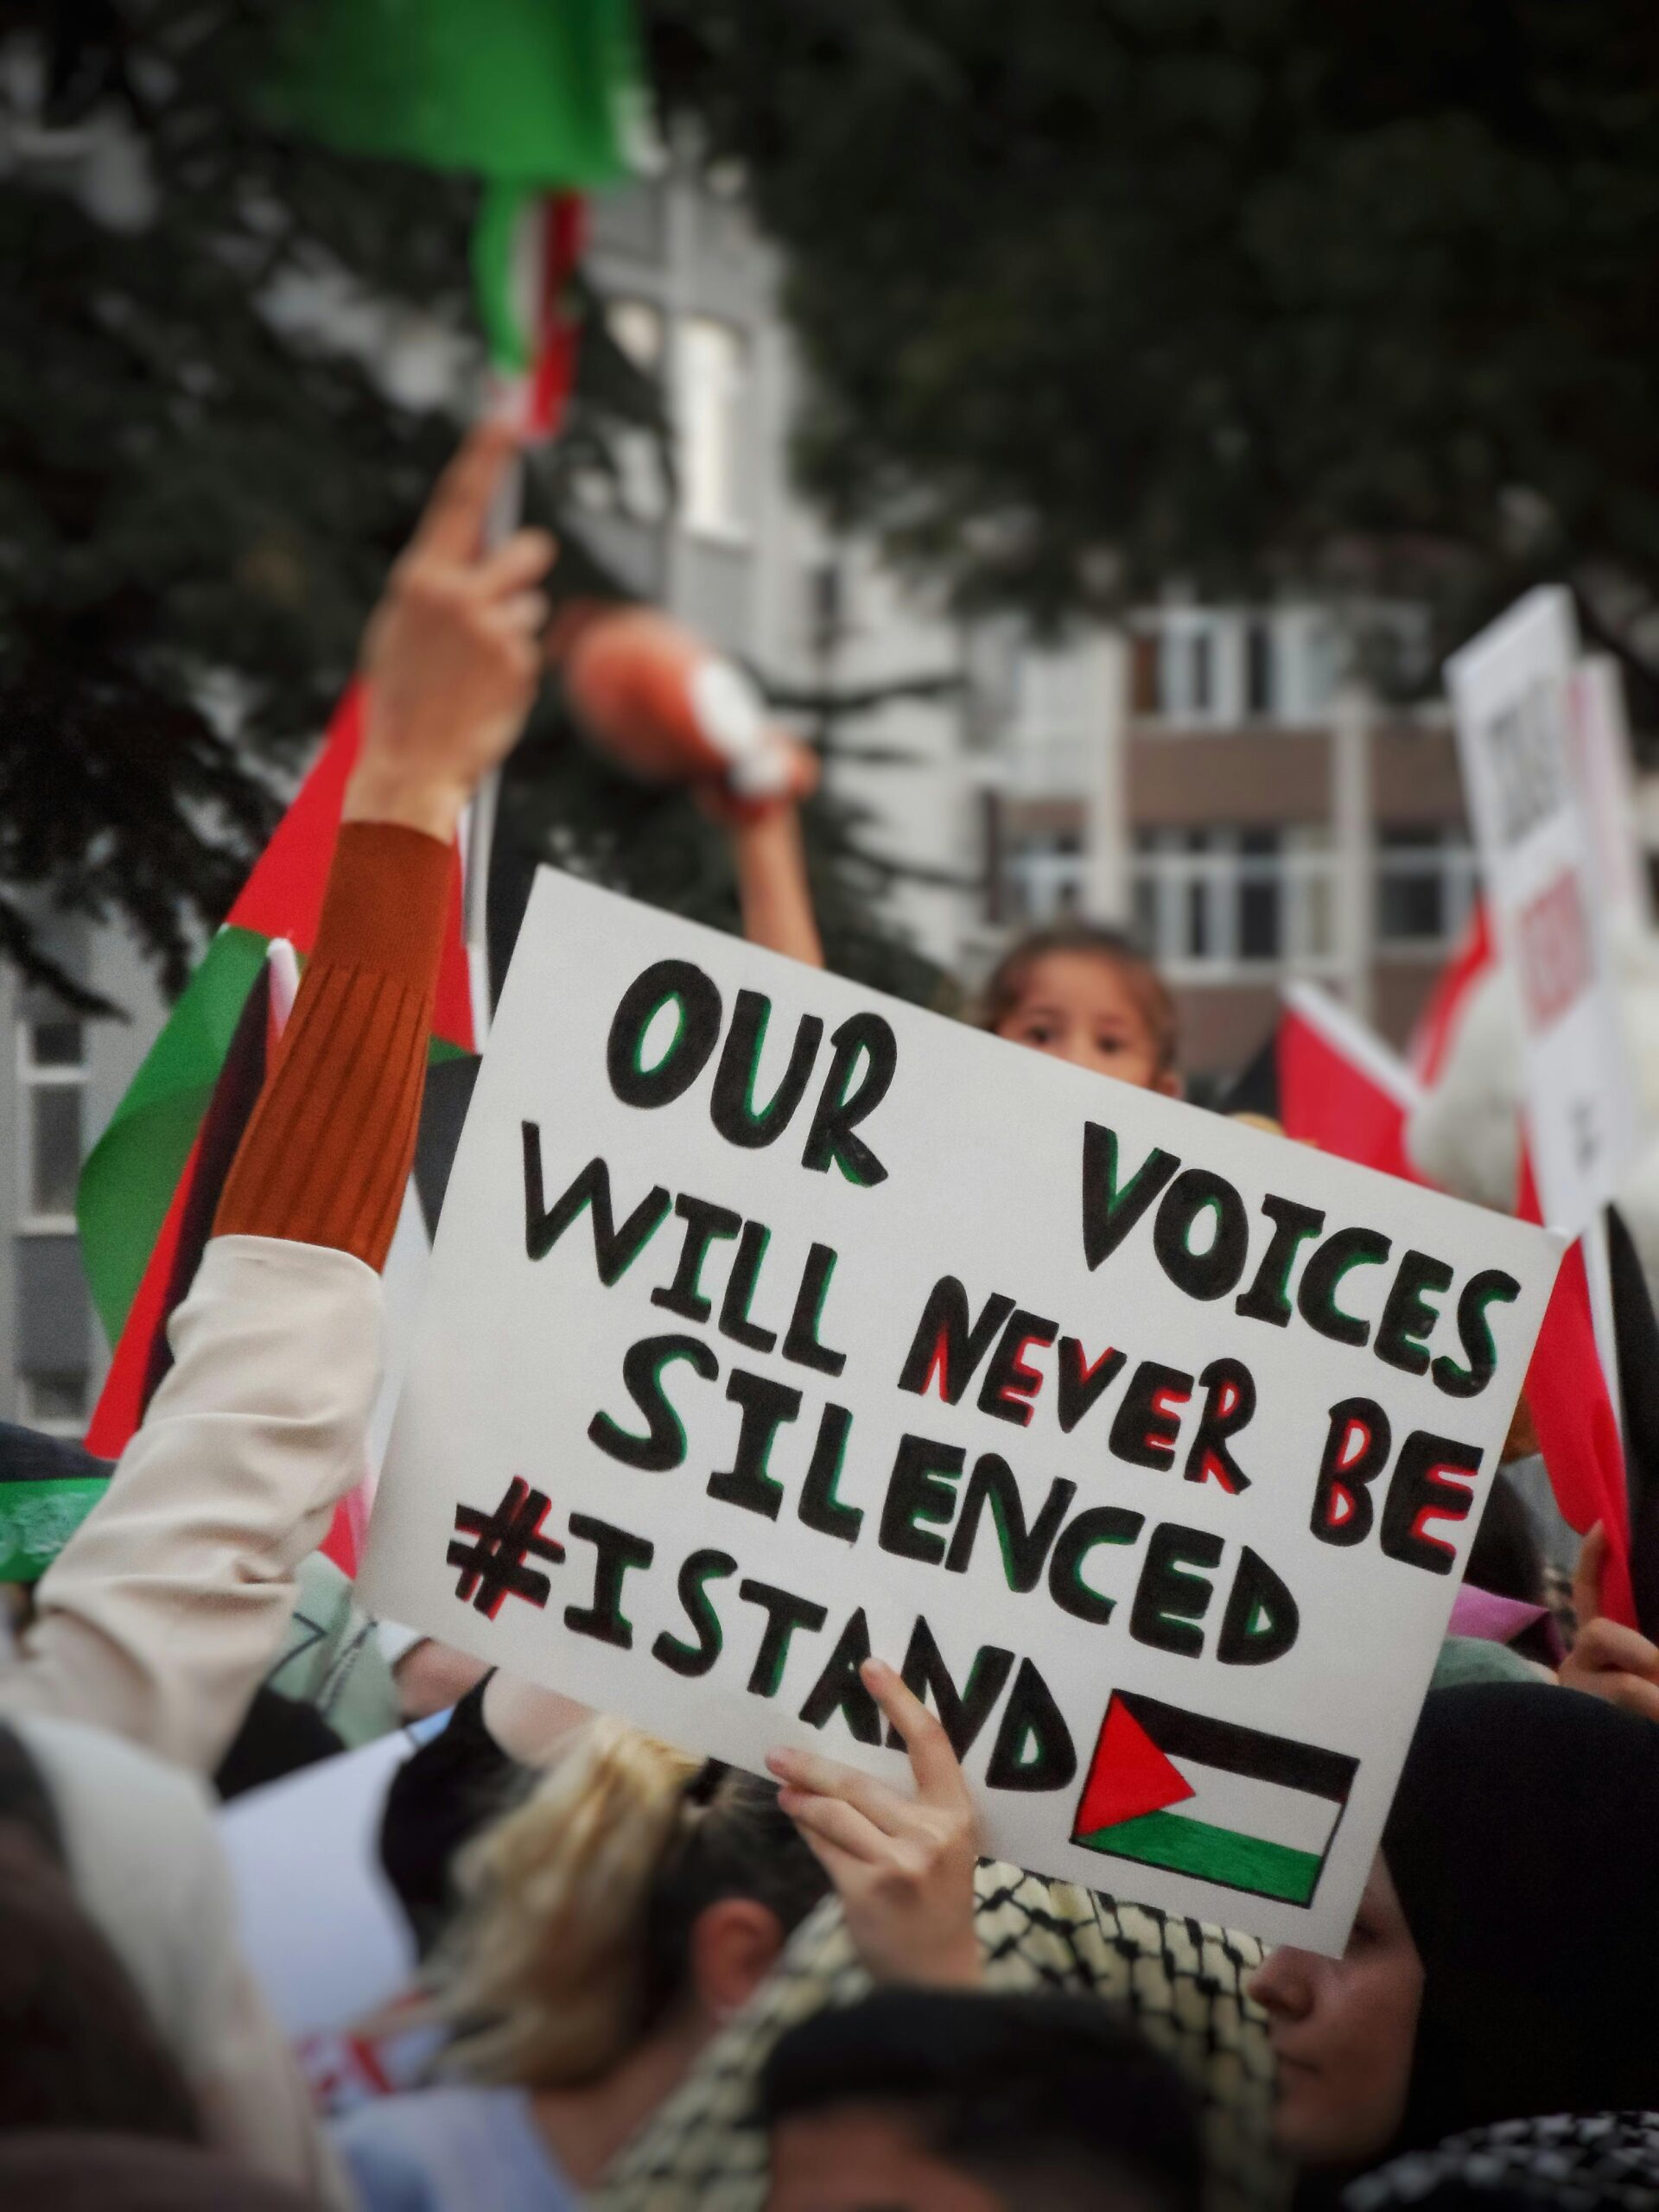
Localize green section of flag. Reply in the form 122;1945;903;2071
1077;1808;1325;1907
264;0;638;188
76;926;270;1346
0;1478;109;1582
471;178;537;374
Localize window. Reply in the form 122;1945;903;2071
677;315;749;540
1376;829;1478;947
1008;644;1093;793
1188;631;1213;715
1245;619;1274;718
19;1019;86;1230
1237;829;1281;957
1151;614;1227;722
19;1370;88;1439
573;299;670;524
1004;830;1086;928
1131;827;1335;975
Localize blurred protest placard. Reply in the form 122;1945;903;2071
1447;588;1639;1236
362;872;1560;1951
1568;652;1653;946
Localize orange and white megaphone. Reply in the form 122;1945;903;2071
552;602;817;817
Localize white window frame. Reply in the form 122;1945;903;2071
17;1016;87;1235
18;1371;91;1440
1130;826;1340;981
677;314;751;545
1375;829;1479;950
1005;833;1088;927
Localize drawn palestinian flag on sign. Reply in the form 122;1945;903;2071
1071;1691;1357;1909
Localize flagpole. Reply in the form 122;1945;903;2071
461;190;583;1051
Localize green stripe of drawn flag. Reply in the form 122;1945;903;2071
1071;1691;1357;1909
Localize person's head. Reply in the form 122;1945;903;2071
978;925;1179;1093
760;1986;1204;2212
435;1718;830;2088
1249;1683;1659;2172
0;1825;201;2140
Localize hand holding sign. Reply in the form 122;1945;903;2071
769;1657;981;1988
1560;1524;1659;1724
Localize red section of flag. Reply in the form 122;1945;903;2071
1277;999;1418;1183
1518;1152;1636;1627
226;691;362;949
226;685;474;1051
526;193;586;441
1410;901;1493;1087
1073;1695;1196;1838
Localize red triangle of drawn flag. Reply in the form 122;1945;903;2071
1074;1697;1197;1838
1517;1150;1637;1628
1276;985;1421;1185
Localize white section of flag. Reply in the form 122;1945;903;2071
1167;1758;1340;1858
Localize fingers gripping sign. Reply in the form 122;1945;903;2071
349;418;557;843
767;1658;982;1989
1561;1523;1659;1724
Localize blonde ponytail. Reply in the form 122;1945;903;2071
432;1717;827;2089
435;1719;699;2087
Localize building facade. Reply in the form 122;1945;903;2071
0;160;981;1432
980;602;1479;1096
3;159;1501;1426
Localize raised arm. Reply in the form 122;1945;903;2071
724;797;826;969
2;422;553;1769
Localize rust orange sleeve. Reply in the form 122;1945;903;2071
214;822;457;1268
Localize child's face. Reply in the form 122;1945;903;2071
995;951;1178;1095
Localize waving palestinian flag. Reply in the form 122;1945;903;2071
266;0;635;436
77;691;477;1470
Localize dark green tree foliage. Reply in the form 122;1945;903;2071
647;0;1659;692
2;0;944;1007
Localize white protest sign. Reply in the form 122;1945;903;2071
1446;588;1638;1233
1568;653;1652;944
361;870;1560;1953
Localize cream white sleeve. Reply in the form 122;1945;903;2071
0;1236;382;1773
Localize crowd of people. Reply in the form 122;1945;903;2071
4;420;1659;2212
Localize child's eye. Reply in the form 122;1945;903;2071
1023;1021;1056;1044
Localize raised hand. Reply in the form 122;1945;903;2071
767;1657;982;1987
347;419;556;842
1559;1523;1659;1723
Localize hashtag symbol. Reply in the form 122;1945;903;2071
447;1478;566;1620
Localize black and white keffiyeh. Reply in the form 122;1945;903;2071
1347;2111;1659;2212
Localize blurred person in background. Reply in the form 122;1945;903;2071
976;922;1181;1095
1249;1683;1659;2210
335;1720;831;2212
760;1986;1204;2212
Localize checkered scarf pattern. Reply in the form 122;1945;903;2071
589;1860;1288;2212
